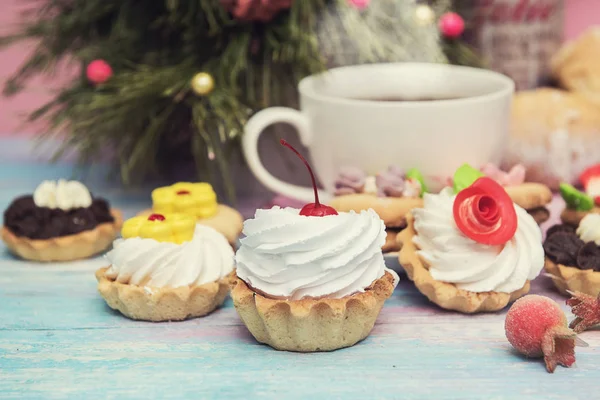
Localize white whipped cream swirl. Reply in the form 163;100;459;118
33;180;92;210
105;225;234;288
235;207;398;300
412;188;544;293
576;213;600;245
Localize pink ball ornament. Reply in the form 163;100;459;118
86;60;113;85
439;12;465;39
348;0;370;10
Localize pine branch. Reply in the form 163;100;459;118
1;0;482;203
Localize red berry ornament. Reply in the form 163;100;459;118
348;0;370;10
147;213;166;221
505;295;582;373
439;12;465;39
86;60;113;85
220;0;294;22
280;139;338;217
453;177;517;245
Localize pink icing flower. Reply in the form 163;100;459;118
481;163;526;186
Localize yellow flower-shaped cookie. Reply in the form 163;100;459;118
121;213;195;244
152;182;218;219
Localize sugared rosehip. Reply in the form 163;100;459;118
505;295;580;373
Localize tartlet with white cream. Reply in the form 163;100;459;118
96;213;234;321
398;169;545;313
230;140;398;352
1;180;122;262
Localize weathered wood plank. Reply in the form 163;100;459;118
1;138;598;399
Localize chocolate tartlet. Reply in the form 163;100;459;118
4;195;115;240
1;181;122;262
543;223;600;296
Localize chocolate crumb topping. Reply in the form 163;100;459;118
3;195;114;240
546;223;575;238
544;224;600;272
577;242;600;271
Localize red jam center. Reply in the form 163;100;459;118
148;213;166;221
176;190;190;195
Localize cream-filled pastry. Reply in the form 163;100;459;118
96;214;233;321
544;215;600;297
398;168;545;313
230;139;398;352
2;179;122;262
106;225;234;288
236;207;396;300
413;188;544;294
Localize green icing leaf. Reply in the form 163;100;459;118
406;168;427;197
453;164;484;193
559;183;594;211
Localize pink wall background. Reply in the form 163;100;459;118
0;0;598;136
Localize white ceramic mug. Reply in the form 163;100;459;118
242;63;515;202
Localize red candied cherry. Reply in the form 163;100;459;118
505;295;587;373
147;213;166;221
280;139;338;217
453;177;517;245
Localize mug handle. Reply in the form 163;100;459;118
243;107;330;203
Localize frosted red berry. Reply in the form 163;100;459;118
505;295;577;373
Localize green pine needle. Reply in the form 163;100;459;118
1;0;481;202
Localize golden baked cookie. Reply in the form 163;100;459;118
96;266;231;321
397;213;531;314
544;259;600;298
505;183;552;224
229;270;396;352
505;183;552;210
551;27;600;102
561;207;600;226
330;193;423;228
1;209;123;262
504;88;600;190
138;204;242;245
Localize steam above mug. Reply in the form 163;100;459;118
242;63;515;202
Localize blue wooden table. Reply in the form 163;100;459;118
1;138;598;399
